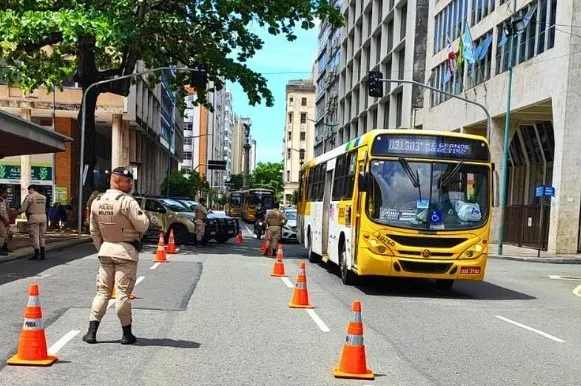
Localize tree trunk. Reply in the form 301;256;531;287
77;85;99;209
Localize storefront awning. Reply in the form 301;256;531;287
0;109;72;157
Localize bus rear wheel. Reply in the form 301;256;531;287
339;241;356;286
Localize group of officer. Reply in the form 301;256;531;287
0;184;48;260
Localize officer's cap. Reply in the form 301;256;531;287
111;167;133;179
27;184;37;190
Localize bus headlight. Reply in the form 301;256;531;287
461;242;486;259
362;233;393;256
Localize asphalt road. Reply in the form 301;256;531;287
1;227;581;385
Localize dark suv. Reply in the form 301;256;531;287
172;197;240;244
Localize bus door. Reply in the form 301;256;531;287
321;170;333;255
352;155;366;262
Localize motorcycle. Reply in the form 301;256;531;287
253;207;267;239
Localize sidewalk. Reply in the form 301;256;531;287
488;243;581;264
0;226;92;263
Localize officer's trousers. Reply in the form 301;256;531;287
90;256;137;326
268;226;282;251
28;221;47;249
0;221;7;246
195;219;205;242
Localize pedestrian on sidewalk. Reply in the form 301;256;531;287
194;197;208;246
0;187;10;256
17;184;47;260
83;167;150;345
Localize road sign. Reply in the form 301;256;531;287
544;185;555;197
535;185;544;198
207;160;227;170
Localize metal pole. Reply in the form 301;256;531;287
51;85;57;204
379;79;492;142
77;66;194;236
497;1;517;256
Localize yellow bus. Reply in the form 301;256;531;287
297;129;492;289
241;188;275;223
225;191;244;217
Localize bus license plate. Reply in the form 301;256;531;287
461;267;481;275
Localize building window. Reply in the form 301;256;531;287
300;113;307;124
287;171;291;182
287;149;291;159
466;30;493;88
430;59;464;107
288;112;293;123
184;137;193;146
289;97;294;106
183;152;193;160
300;132;306;141
288;131;292;141
301;97;307;106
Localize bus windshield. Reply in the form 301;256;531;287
230;194;242;207
366;159;489;231
248;192;274;208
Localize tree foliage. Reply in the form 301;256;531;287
228;174;244;190
0;0;343;199
160;169;207;198
251;161;283;198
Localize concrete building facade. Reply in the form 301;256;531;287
283;79;316;205
314;0;343;156
231;114;244;175
419;0;577;254
337;0;429;145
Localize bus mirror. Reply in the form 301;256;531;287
358;172;368;192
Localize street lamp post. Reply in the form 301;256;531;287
242;122;251;189
76;66;201;236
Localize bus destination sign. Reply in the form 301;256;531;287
371;134;490;161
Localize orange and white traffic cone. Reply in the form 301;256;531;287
288;262;314;308
270;244;286;277
332;300;374;380
153;233;168;263
235;230;243;244
166;229;178;254
7;283;58;366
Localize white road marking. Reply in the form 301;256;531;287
306;309;330;332
573;285;581;298
494;315;565;343
281;277;295;288
243;223;252;236
548;275;581;281
150;262;160;270
48;330;80;355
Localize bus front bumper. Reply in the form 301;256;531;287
355;249;487;281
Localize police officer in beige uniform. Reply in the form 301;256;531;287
264;202;288;257
82;167;150;345
18;185;47;260
0;187;10;256
194;197;208;246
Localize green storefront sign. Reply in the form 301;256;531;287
0;164;53;182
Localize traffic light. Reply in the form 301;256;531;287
368;70;383;98
189;66;207;89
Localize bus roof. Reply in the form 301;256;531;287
302;128;489;170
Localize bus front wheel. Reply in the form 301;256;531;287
339;241;356;286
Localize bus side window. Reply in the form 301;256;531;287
344;152;356;199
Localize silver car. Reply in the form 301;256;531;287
282;208;298;242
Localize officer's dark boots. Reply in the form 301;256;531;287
2;242;11;253
40;247;46;260
82;320;100;344
121;324;137;345
29;249;40;260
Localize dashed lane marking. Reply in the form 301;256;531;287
573;285;581;298
150;262;160;270
306;309;330;332
108;275;146;308
281;277;295;288
494;315;565;343
48;330;80;355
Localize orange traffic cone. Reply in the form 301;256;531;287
332;300;374;380
270;244;286;277
235;230;243;244
153;233;168;263
166;229;178;254
7;283;58;366
111;286;135;300
288;262;314;308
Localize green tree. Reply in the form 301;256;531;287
160;169;202;197
0;1;343;201
291;189;299;205
251;161;283;199
227;174;244;190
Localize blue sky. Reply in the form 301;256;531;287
226;24;319;164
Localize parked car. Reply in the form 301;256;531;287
172;197;240;244
134;196;197;245
282;208;298;242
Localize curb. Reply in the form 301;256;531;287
0;238;92;264
489;255;581;264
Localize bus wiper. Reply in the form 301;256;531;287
398;157;422;201
439;160;465;188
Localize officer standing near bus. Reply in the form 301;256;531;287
0;187;10;256
82;167;150;345
194;197;208;246
265;202;288;257
18;184;47;261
